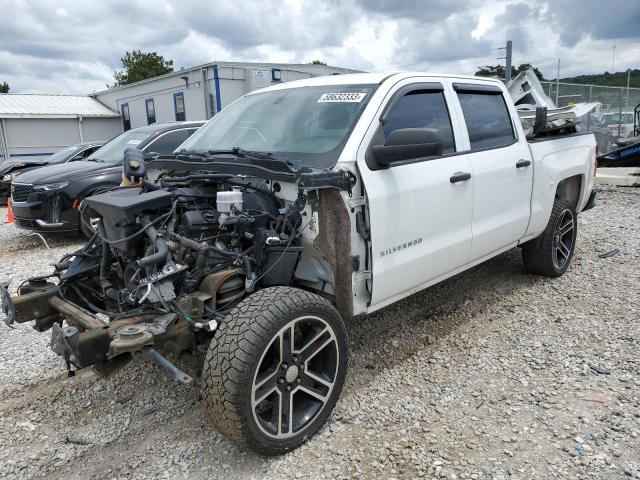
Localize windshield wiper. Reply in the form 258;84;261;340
176;149;208;157
207;147;301;171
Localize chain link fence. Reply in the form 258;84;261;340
540;81;640;153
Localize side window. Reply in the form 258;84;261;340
145;98;156;125
143;129;196;154
121;103;131;131
69;150;85;161
173;92;186;121
82;146;99;158
457;92;515;150
382;91;456;154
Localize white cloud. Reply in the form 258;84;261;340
0;0;638;93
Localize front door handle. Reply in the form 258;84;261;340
450;172;472;183
516;159;532;168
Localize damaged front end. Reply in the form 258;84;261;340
4;160;353;383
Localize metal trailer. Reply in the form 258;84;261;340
0;95;121;163
91;61;360;131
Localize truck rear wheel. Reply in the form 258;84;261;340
522;197;577;277
201;287;348;455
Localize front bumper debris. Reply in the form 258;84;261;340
9;281;193;382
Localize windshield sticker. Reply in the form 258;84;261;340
317;92;367;103
127;140;142;145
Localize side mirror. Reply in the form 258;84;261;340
372;128;444;167
70;154;84;161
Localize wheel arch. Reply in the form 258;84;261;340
309;189;354;322
555;174;583;210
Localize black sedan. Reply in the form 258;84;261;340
0;142;104;203
11;121;204;235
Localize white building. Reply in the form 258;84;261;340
0;94;121;162
92;61;360;131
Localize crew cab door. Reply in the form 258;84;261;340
357;79;474;308
450;82;533;259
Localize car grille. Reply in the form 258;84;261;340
11;183;33;202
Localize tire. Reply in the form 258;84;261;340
522;197;577;277
201;287;348;455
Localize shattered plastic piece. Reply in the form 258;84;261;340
597;249;620;259
65;435;92;445
589;364;611;375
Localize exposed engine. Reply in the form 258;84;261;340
79;178;303;314
8;174;309;380
1;143;356;384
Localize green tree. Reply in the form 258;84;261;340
475;63;546;81
559;69;640;88
0;82;9;93
310;60;327;65
110;50;174;87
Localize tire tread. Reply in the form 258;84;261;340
201;286;347;455
522;197;577;277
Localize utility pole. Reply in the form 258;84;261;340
505;40;513;83
612;41;616;72
555;58;560;106
626;68;631;109
497;40;513;83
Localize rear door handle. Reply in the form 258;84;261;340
450;172;472;183
516;159;532;168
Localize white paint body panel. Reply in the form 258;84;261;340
201;72;597;316
362;154;475;306
354;74;593;315
355;76;474;306
523;136;596;241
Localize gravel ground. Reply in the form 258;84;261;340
0;187;638;480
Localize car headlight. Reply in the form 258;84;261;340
33;182;69;191
2;171;22;182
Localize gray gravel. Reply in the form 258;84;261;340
0;187;639;480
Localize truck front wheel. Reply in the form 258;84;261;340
522;197;577;277
201;287;348;455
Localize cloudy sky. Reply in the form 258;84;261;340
1;0;639;94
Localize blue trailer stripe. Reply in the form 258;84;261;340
620;145;640;158
213;64;222;113
0;152;53;158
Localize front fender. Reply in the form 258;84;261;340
66;170;122;200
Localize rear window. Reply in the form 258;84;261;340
144;129;198;154
46;145;80;164
457;92;515;150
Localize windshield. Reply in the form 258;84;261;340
602;113;633;125
87;130;151;163
46;145;80;164
178;84;377;168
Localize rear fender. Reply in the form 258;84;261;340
524;135;595;240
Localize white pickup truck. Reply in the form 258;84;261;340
4;72;597;455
